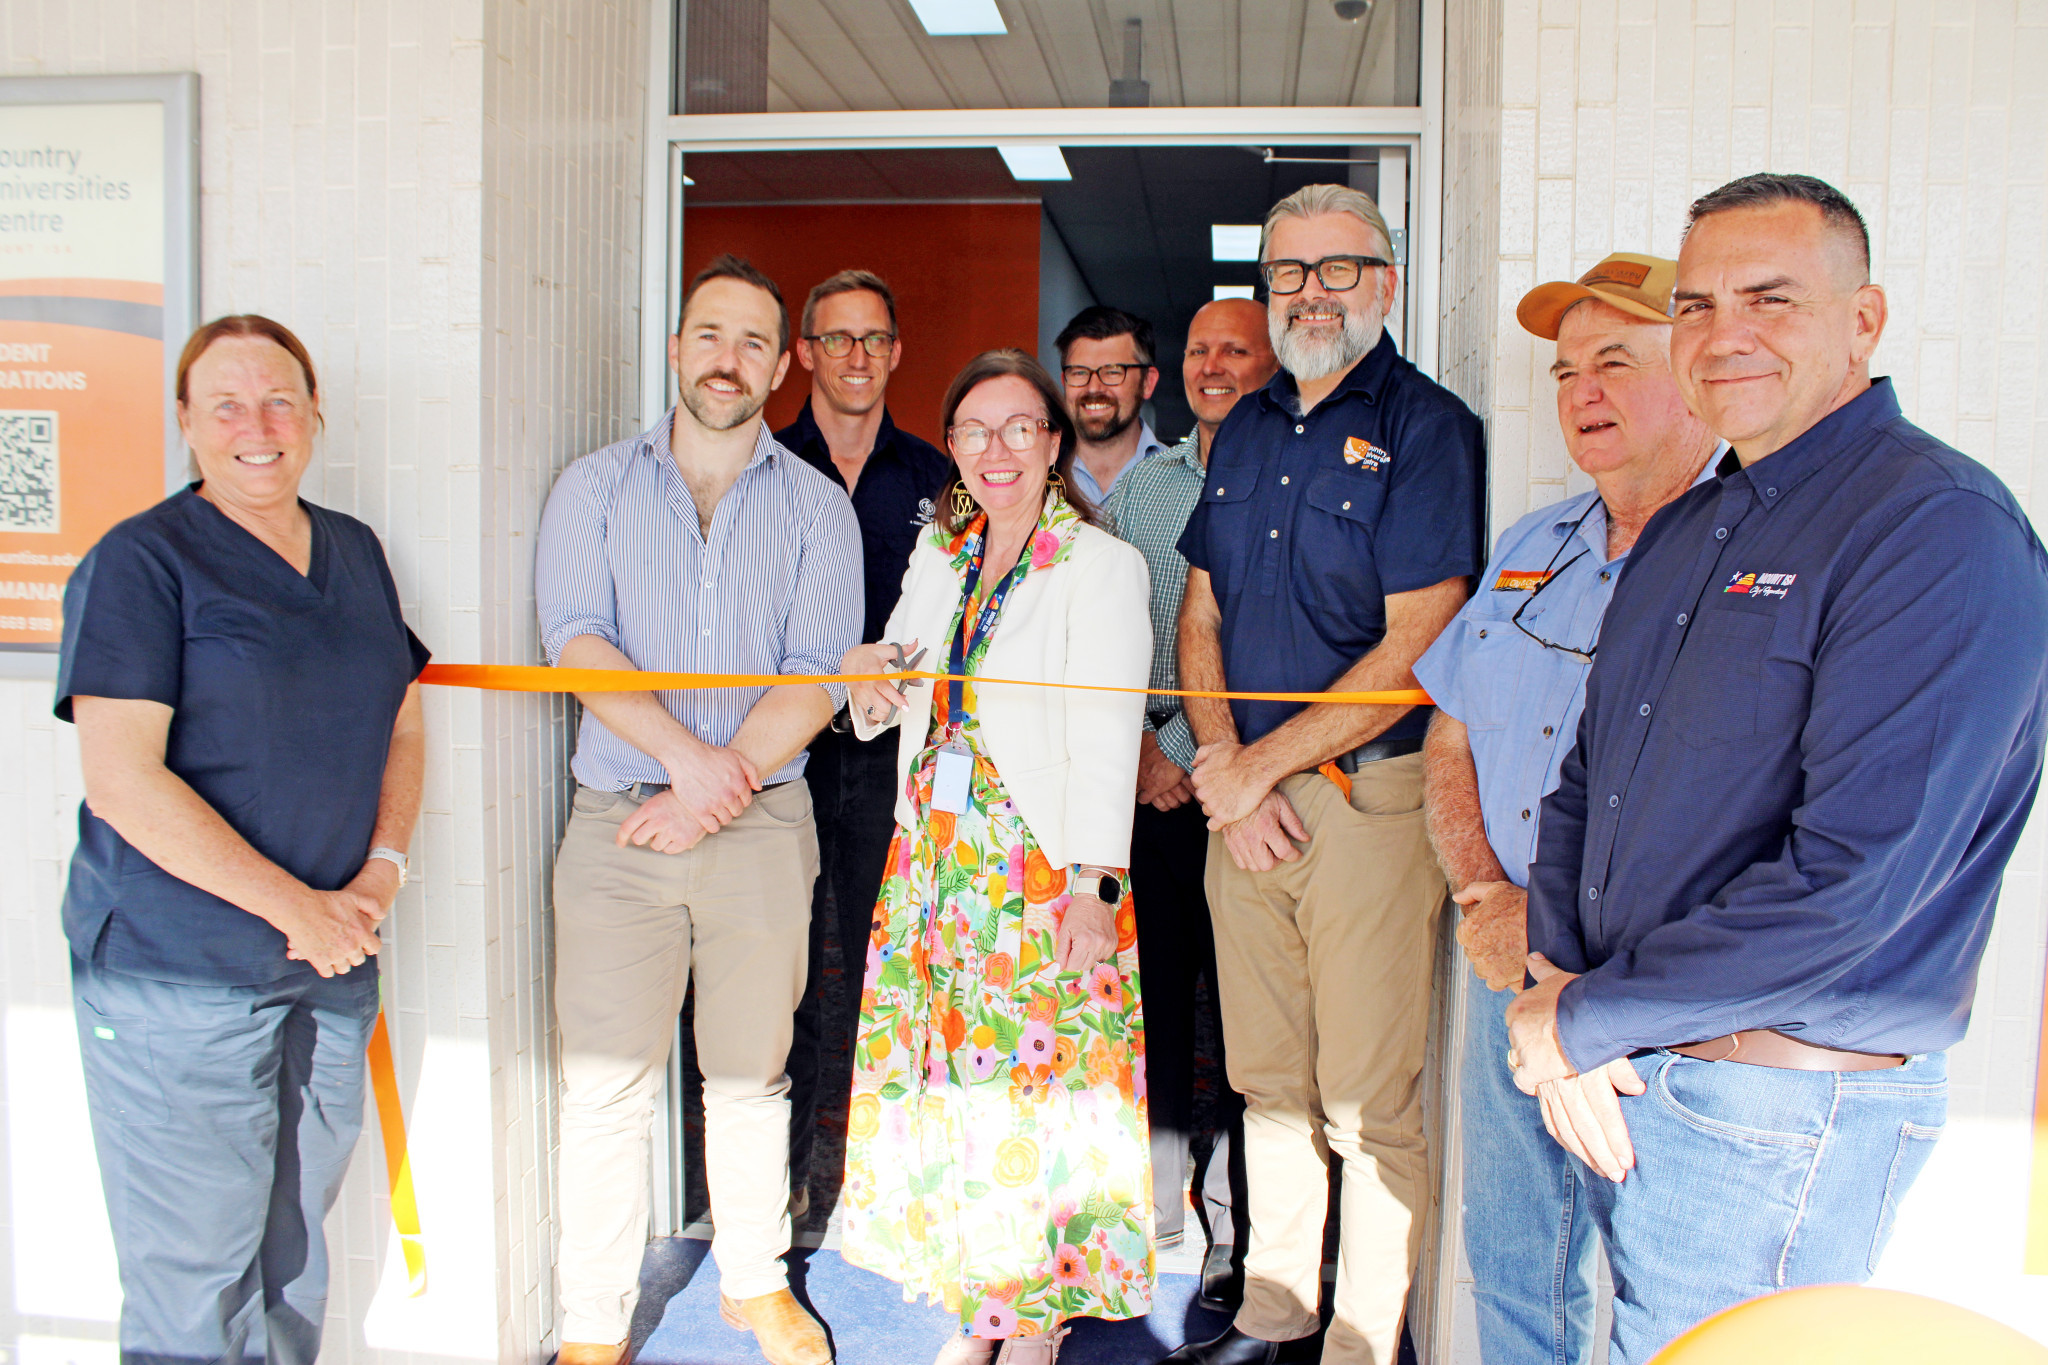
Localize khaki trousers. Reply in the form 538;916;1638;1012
1207;755;1444;1365
553;780;820;1344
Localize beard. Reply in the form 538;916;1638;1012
1073;391;1139;443
1271;297;1381;383
680;367;766;432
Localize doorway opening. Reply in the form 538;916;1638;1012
669;143;1413;453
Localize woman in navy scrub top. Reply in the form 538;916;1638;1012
56;315;430;1365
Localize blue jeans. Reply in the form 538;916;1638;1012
1583;1048;1948;1365
73;951;379;1365
1461;971;1599;1365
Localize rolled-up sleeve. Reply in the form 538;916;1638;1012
781;489;864;710
536;457;620;663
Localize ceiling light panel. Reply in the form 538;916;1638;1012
1211;225;1262;261
996;145;1072;180
907;0;1008;36
1213;285;1257;300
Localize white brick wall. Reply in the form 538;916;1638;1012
0;3;642;1361
1442;0;2048;1354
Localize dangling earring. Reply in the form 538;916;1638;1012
1047;467;1067;501
950;480;979;521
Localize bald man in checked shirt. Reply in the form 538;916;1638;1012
537;255;859;1365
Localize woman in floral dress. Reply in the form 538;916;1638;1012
841;350;1156;1363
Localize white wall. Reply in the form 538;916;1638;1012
0;3;644;1361
1439;0;2048;1356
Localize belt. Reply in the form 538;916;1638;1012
616;779;793;800
1145;708;1179;729
1333;735;1423;773
1666;1029;1906;1072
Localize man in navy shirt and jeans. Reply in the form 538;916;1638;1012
1509;174;2048;1363
1167;183;1483;1365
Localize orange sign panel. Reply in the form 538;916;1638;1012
0;97;176;650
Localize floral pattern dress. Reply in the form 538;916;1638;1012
840;495;1155;1339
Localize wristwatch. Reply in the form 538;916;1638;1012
367;846;410;888
1076;866;1123;909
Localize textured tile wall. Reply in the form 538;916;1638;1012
1442;0;2048;1352
0;3;642;1361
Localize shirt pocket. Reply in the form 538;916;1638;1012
1192;466;1260;598
1305;466;1390;532
1662;607;1776;747
1299;468;1391;618
1433;606;1528;733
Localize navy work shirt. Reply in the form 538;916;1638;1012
1177;330;1484;746
777;399;950;645
56;488;431;986
1527;381;2048;1069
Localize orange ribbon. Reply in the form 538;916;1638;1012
417;663;1432;708
367;1007;427;1295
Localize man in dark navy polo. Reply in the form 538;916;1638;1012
775;269;950;1215
1508;173;2048;1364
1166;183;1484;1365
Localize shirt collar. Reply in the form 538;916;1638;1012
1166;430;1205;469
1550;451;1724;563
643;408;778;474
1718;378;1903;507
1258;327;1399;415
789;397;902;467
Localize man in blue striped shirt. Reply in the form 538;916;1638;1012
537;254;861;1365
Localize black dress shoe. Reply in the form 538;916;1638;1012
1158;1325;1313;1364
1197;1242;1243;1313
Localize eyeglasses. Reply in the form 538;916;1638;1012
1259;254;1391;295
948;417;1051;456
1061;363;1146;388
805;331;896;358
1511;501;1603;665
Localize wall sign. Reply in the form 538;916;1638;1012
0;74;196;655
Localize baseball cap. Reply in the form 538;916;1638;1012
1516;252;1679;339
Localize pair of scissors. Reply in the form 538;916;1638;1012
877;642;928;723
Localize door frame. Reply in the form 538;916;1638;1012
631;2;1465;1359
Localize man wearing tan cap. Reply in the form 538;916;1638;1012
1414;253;1716;1363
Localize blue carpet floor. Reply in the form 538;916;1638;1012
630;1238;1236;1364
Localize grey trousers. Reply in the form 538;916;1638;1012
72;949;378;1365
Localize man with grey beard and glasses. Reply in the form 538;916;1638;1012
1165;184;1485;1365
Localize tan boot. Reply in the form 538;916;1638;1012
720;1288;833;1365
557;1341;628;1365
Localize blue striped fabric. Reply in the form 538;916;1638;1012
536;412;864;789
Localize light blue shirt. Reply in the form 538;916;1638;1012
1069;421;1167;505
1415;465;1713;886
536;413;863;790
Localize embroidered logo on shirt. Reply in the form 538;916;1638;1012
912;497;935;528
1342;436;1390;471
1724;570;1797;599
1493;569;1554;592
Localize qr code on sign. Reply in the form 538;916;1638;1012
0;411;59;532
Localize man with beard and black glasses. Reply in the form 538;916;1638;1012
1057;304;1171;505
1166;184;1484;1365
537;254;860;1365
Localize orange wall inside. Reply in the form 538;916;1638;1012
681;202;1042;444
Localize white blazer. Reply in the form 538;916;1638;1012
853;519;1153;871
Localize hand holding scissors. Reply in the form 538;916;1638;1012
840;640;927;726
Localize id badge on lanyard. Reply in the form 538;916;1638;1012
932;737;974;814
933;526;1020;815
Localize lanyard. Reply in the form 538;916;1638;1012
947;518;1030;729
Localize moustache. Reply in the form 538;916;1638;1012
1285;297;1348;326
696;368;752;398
